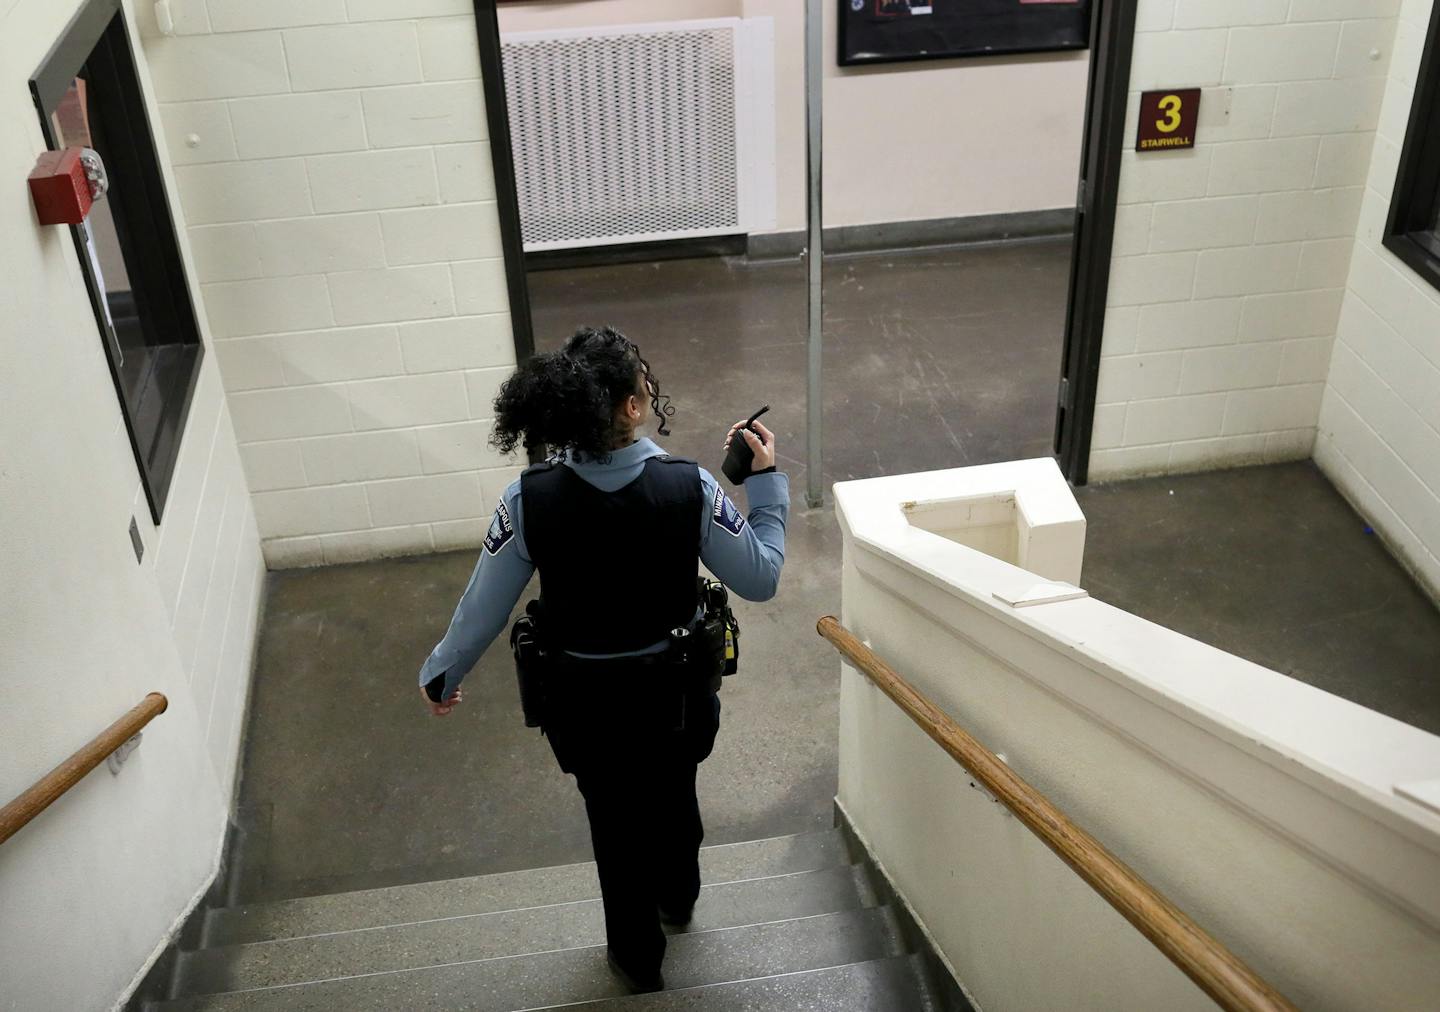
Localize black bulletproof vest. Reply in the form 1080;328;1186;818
521;456;703;654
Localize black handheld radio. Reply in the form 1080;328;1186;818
721;405;771;486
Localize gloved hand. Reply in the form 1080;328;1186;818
419;678;463;717
723;419;777;472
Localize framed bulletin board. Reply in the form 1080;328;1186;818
839;0;1092;67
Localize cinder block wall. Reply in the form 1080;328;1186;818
1316;0;1440;600
140;1;520;568
1090;0;1400;479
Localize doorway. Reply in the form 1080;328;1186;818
472;0;1129;491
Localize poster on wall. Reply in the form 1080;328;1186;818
840;0;1091;67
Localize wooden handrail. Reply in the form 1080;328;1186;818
0;692;167;847
818;617;1298;1012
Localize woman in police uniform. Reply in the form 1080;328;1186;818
416;326;788;993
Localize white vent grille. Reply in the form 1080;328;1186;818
502;20;759;251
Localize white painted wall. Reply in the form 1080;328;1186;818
818;3;1088;232
0;2;265;1009
1315;0;1440;603
835;461;1440;1012
498;0;1089;232
1090;0;1399;479
139;1;522;568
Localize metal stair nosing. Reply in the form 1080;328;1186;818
522;954;942;1011
202;828;850;948
151;906;908;1012
173;864;880;999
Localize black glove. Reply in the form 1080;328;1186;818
423;673;448;703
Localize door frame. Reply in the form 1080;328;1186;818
472;0;536;365
478;0;1138;486
1054;0;1138;485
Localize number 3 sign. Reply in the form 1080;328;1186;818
1136;89;1202;152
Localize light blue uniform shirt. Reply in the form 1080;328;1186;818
418;437;790;700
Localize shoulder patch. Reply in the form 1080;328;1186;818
483;501;516;555
711;485;746;537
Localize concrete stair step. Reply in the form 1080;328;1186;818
205;830;848;947
175;865;876;997
538;955;939;1011
152;907;905;1011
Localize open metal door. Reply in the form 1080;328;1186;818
1054;0;1139;485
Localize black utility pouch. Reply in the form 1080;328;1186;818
723;608;740;676
669;623;723;695
700;579;740;676
510;602;549;728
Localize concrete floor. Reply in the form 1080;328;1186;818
230;246;1440;904
1076;461;1440;736
526;242;1068;481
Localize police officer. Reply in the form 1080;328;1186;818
416;326;787;993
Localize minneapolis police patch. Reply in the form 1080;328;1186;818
484;501;515;555
712;485;746;537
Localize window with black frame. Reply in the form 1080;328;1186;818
1384;2;1440;293
30;0;203;521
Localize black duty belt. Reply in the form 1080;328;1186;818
509;579;739;729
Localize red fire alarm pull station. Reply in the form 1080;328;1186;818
29;146;107;225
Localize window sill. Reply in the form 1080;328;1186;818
1382;232;1440;296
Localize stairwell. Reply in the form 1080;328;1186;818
147;829;965;1010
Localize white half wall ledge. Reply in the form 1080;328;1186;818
836;456;1088;587
993;581;1088;608
833;458;1440;930
1397;780;1440;818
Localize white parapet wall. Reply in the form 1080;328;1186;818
834;458;1440;1012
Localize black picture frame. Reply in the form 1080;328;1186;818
30;0;204;523
1382;1;1440;295
839;0;1091;68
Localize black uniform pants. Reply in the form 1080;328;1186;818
545;683;720;979
575;756;703;974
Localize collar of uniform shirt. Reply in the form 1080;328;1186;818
563;438;668;493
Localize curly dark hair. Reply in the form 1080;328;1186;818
490;326;675;461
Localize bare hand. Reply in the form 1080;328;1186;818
420;684;463;717
724;419;777;472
